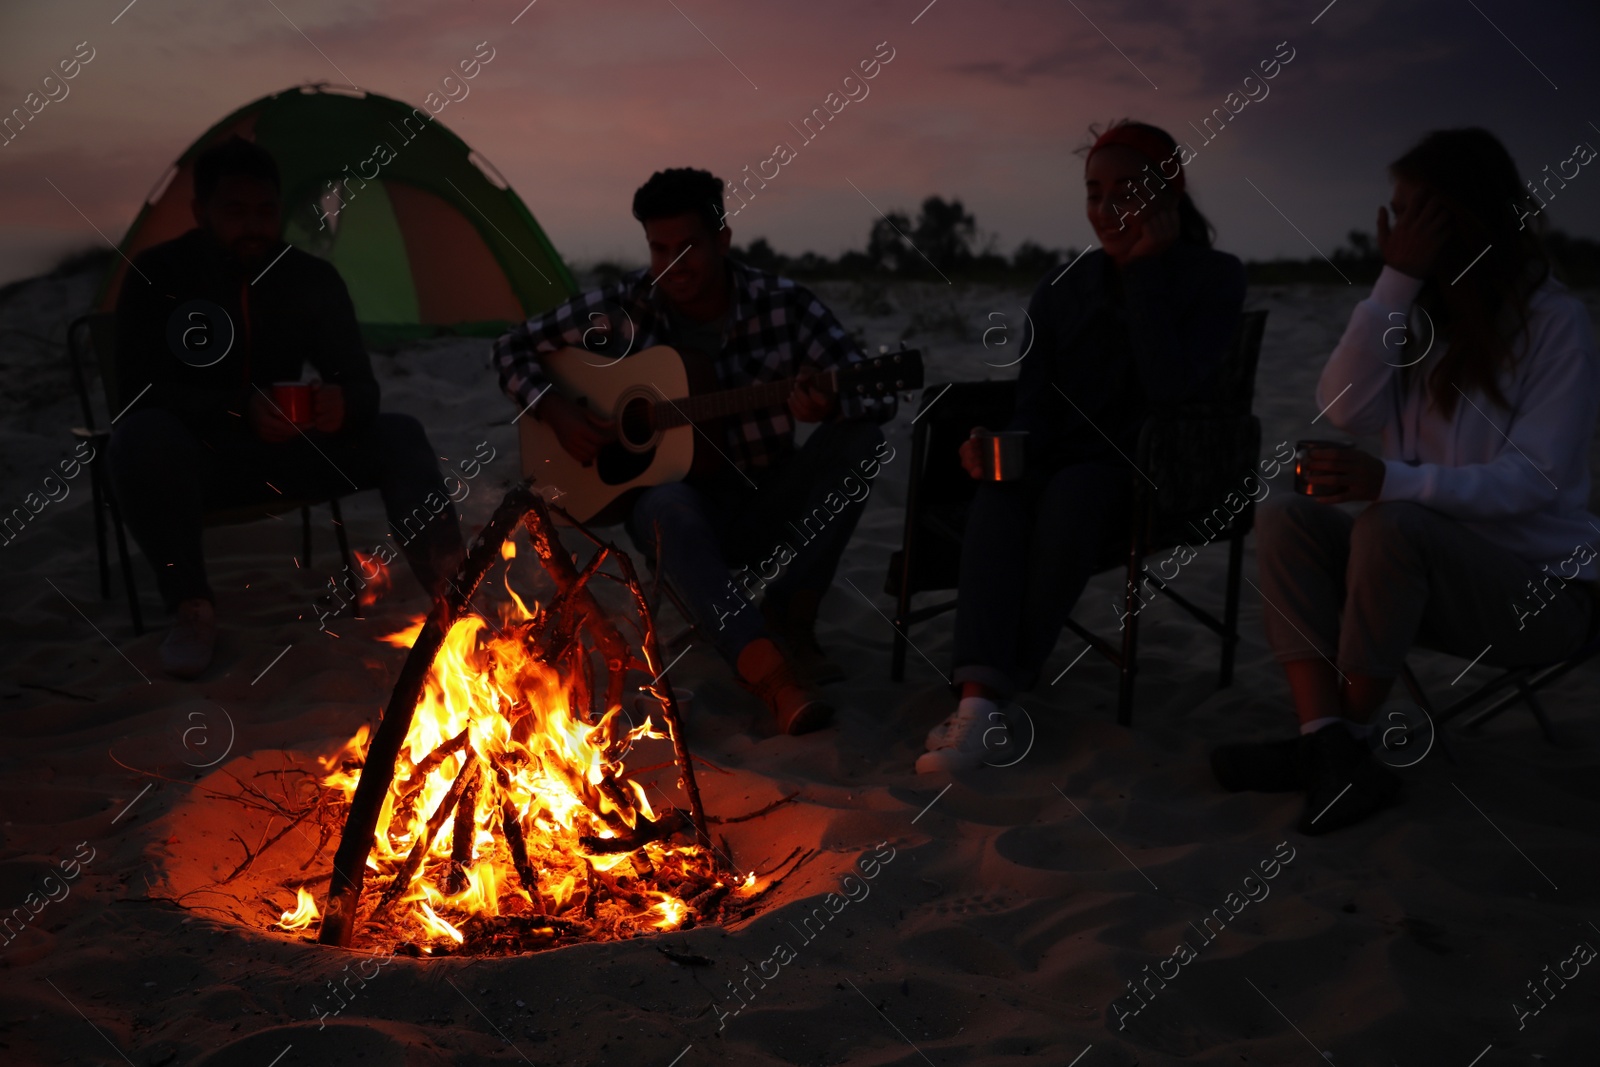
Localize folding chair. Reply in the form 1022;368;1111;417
886;310;1267;726
67;312;360;635
1399;616;1600;746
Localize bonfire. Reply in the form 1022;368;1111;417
279;484;760;954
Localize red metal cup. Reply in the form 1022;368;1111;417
272;382;312;427
1294;438;1352;497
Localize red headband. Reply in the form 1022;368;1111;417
1087;125;1185;194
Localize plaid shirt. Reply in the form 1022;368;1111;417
494;258;895;474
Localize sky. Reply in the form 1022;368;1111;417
1;0;1598;286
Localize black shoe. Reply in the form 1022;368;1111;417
1210;736;1306;792
1297;723;1401;835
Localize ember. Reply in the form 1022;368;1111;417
310;485;759;954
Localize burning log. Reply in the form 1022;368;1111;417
579;809;687;855
444;761;482;896
374;747;478;916
521;497;634;716
390;727;471;842
492;759;543;912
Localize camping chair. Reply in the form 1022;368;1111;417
885;310;1268;726
67;312;360;635
1398;612;1600;747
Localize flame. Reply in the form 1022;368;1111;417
651;896;686;929
277;887;320;931
318;557;721;951
353;550;392;608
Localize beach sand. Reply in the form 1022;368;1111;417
2;270;1597;1065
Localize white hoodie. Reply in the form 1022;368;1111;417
1318;265;1600;580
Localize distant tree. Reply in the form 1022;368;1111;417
1011;240;1064;279
911;196;976;272
867;210;915;273
733;237;787;273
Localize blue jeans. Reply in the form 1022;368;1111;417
109;407;464;610
952;460;1130;697
626;419;886;663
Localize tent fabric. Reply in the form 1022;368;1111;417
96;84;577;343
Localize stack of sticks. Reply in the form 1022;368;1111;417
318;484;719;950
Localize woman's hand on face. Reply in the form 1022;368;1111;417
1377;190;1449;280
1302;446;1387;504
958;428;988;480
1124;198;1180;263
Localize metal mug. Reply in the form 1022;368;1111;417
272;381;313;427
972;429;1028;481
1293;438;1353;497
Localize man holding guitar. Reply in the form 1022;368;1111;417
494;168;902;735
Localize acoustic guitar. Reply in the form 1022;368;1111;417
518;344;924;524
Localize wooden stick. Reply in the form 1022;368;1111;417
319;484;539;946
445;762;482;896
375;746;477;916
521;497;636;717
493;759;543;913
604;540;715;865
391;727;472;840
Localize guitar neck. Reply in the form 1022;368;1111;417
653;369;837;429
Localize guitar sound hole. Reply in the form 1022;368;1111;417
618;397;655;449
595;442;655;486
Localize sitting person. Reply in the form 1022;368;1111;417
1211;127;1600;834
110;136;466;678
919;120;1246;773
494;167;892;735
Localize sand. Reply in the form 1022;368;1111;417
2;268;1598;1066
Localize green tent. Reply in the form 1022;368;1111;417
97;83;577;344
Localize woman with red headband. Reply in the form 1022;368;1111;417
918;119;1246;774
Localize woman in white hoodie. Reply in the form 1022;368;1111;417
1212;127;1600;834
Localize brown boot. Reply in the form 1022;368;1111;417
760;591;845;685
736;637;835;735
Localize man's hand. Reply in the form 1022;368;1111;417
538;391;616;465
1377;191;1449;280
788;367;838;423
248;390;299;443
958;427;988;480
310;382;345;434
1124;198;1180;263
1301;445;1386;503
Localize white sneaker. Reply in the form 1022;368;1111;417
160;598;216;679
915;699;1009;775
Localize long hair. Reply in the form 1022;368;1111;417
1390;128;1548;416
1080;119;1216;248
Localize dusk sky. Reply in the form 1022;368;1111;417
2;0;1597;287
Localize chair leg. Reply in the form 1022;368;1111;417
1219;526;1245;688
107;493;143;636
1514;681;1559;746
89;456;111;599
891;573;912;683
1397;662;1456;765
1117;543;1143;728
302;505;313;568
329;498;360;619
